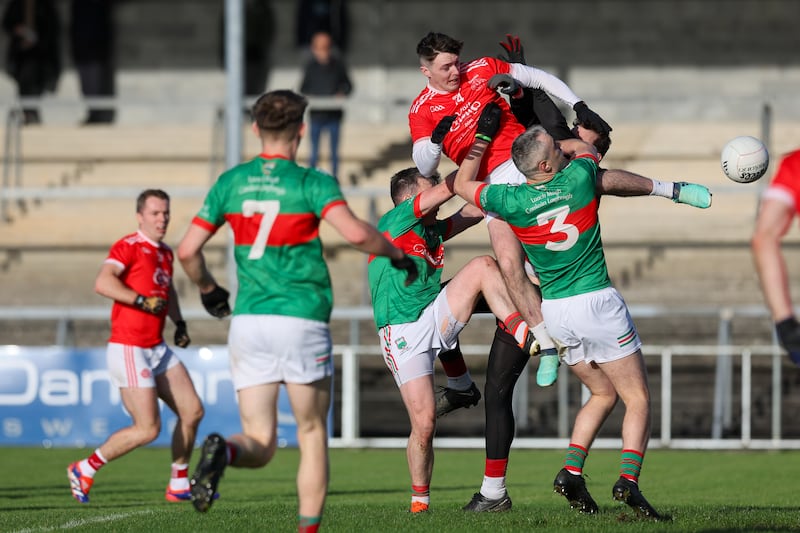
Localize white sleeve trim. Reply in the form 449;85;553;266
509;63;580;107
412;139;442;178
763;184;796;210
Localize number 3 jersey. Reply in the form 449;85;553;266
474;155;611;300
191;155;346;321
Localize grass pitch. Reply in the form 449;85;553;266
2;447;798;532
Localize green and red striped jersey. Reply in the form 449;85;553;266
476;155;610;299
192;155;346;321
368;194;448;329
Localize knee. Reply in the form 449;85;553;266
595;391;620;411
186;403;205;428
136;421;161;446
410;416;436;444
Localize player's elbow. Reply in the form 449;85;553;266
344;222;371;247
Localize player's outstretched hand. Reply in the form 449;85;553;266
776;317;800;365
431;115;456;144
201;285;232;318
174;320;191;348
498;34;526;64
488;74;523;99
673;182;712;209
134;294;167;315
476;102;502;141
573;101;612;135
390;255;419;287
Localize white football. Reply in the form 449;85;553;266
720;135;769;183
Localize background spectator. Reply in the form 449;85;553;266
69;0;116;125
300;30;352;179
2;0;61;125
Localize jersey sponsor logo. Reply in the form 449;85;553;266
468;75;487;92
449;100;483;134
411;242;444;267
152;267;171;288
430;104;445;113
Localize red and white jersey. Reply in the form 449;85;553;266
409;57;524;180
764;149;800;216
104;231;173;347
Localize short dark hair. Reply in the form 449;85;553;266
573;121;612;156
251;90;308;140
390;167;440;205
136;189;169;213
416;32;463;64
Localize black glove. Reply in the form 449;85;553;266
431;115;456;144
572;101;612;135
498;34;526;64
133;294;166;315
487;74;523;99
390;255;419;287
174;320;191;348
475;102;502;141
776;317;800;365
201;285;232;318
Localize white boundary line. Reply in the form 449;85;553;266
11;510;153;533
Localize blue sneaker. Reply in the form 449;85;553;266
673;182;711;209
536;349;560;387
67;462;93;504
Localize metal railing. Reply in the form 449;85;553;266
0;304;797;449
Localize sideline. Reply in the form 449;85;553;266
11;510;154;533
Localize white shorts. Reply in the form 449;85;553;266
378;287;465;387
484;158;526;224
106;341;179;388
541;287;642;366
228;314;333;390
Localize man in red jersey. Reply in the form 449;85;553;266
67;189;203;504
753;148;800;364
409;32;608;380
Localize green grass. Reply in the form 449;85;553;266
2;447;799;532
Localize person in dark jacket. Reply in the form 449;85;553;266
69;0;115;124
299;30;352;179
2;0;61;125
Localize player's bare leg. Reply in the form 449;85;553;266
486;219;560;385
230;383;281;467
157;363;204;464
157;363;204;501
565;361;620;448
68;386;161;503
102;387;163;458
398;374;436;512
286;378;332;521
190;383;280;512
486;219;544;327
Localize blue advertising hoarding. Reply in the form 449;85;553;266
0;345;327;448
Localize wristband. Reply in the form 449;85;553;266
475;133;492;143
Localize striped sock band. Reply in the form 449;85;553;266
564;443;588;474
620;449;644;482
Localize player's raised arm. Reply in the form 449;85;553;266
596;168;712;209
453;103;502;204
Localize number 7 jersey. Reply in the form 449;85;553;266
191;155;347;321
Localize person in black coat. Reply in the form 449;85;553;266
2;0;62;125
69;0;115;124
